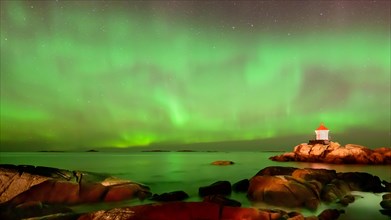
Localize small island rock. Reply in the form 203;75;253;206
211;160;235;166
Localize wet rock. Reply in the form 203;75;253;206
151;191;189;202
203;194;241;207
199;181;231;197
336;172;385;192
232;179;249;192
211;161;234;165
380;193;391;213
382;180;391;192
321;179;351;202
337;195;355;206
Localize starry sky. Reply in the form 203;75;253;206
0;1;390;151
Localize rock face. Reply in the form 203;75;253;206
0;164;151;206
270;142;391;164
248;166;388;210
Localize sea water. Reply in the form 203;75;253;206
0;151;389;220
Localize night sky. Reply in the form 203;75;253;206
1;1;390;151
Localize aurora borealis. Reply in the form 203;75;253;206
1;1;390;151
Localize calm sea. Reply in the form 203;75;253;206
0;151;389;220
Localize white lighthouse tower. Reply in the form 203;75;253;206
315;123;329;141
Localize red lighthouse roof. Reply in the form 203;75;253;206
316;123;329;130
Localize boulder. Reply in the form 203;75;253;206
380;193;391;210
199;181;232;197
337;195;355;206
380;192;391;216
151;191;189;202
247;175;320;210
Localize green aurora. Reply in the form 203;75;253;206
1;1;390;151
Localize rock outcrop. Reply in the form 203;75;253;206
0;164;151;206
270;142;391;164
247;166;388;210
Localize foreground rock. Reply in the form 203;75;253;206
248;166;389;210
78;201;344;220
248;175;320;210
199;181;232;197
0;164;150;206
270;142;391;164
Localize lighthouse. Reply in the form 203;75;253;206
315;123;329;140
308;123;330;145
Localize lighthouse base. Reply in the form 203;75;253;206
308;140;329;145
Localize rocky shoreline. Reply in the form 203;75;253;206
270;142;391;164
0;164;390;220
